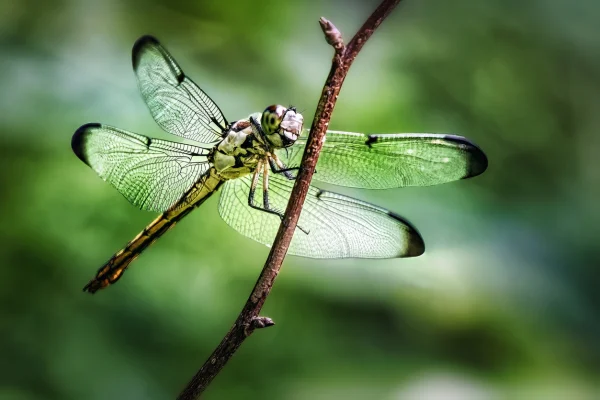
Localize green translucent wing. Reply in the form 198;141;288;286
72;123;211;212
132;35;228;144
218;173;424;259
276;131;488;189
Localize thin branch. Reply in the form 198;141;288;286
177;1;402;398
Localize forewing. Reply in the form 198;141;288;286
277;131;488;189
218;173;424;259
72;123;211;212
132;35;227;144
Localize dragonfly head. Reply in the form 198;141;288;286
261;105;303;148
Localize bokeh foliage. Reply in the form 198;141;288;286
1;0;599;399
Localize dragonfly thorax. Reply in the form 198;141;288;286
261;105;303;149
211;120;259;179
211;106;303;180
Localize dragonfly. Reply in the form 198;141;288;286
73;35;488;293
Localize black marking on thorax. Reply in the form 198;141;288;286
241;134;256;149
232;155;245;168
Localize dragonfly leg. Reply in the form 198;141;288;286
247;161;282;219
246;161;309;234
269;154;298;180
262;161;273;210
264;163;309;234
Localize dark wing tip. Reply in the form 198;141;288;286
72;123;101;165
132;35;160;70
443;135;489;179
387;211;426;257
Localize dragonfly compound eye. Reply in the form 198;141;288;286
261;105;286;135
261;104;303;148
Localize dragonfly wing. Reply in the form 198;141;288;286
218;173;424;258
72;123;211;212
276;131;488;189
132;35;228;144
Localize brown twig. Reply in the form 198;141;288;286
177;1;402;398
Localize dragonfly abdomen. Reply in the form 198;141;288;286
83;169;224;293
82;214;175;293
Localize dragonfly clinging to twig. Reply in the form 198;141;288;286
72;35;488;293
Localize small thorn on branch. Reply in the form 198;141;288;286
245;316;275;336
319;17;344;52
251;316;275;329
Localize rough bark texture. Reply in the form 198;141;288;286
177;1;402;398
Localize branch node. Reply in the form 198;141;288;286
252;316;275;329
244;316;275;337
319;17;344;52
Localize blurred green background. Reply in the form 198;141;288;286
2;0;599;399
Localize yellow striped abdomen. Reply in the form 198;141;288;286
83;169;223;293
